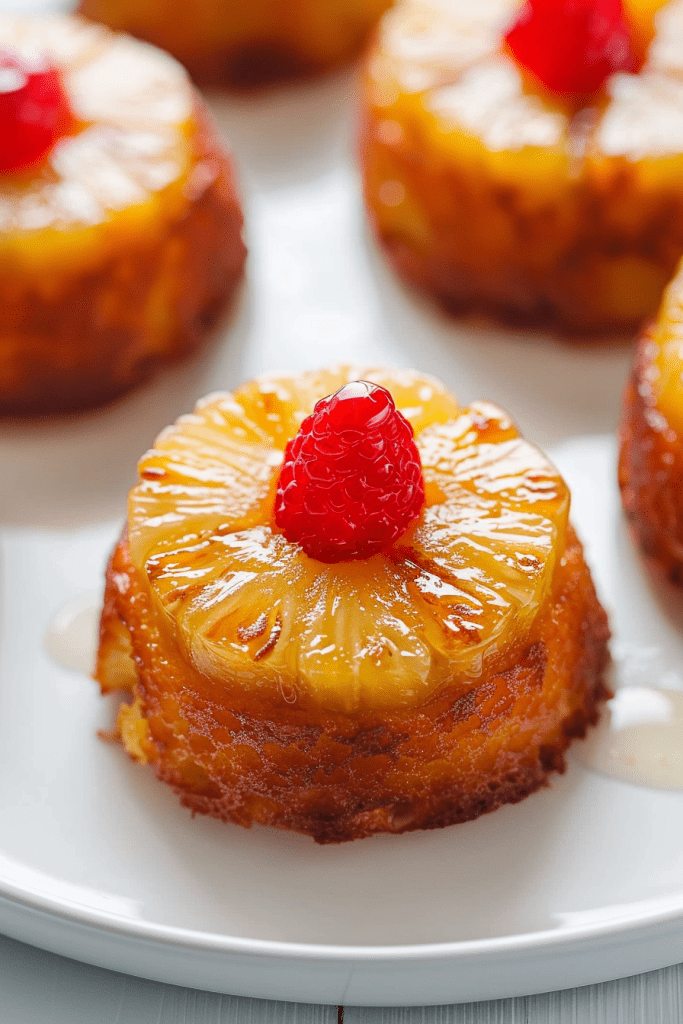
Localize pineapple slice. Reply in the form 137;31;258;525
77;0;393;87
99;368;609;842
126;367;568;713
619;257;683;578
0;16;245;414
361;0;683;333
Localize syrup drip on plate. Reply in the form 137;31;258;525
574;685;683;790
44;594;99;675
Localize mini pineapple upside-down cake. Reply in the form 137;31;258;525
361;0;683;334
619;259;683;581
0;16;246;415
97;367;610;844
77;0;393;87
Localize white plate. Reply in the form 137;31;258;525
2;65;683;1008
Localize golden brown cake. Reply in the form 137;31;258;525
619;259;683;579
77;0;393;87
360;0;683;334
97;367;610;843
0;16;246;415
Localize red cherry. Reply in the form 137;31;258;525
0;50;71;174
274;381;425;563
505;0;635;97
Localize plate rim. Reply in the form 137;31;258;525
2;856;683;961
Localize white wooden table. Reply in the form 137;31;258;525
0;932;681;1023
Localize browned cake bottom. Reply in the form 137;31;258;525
371;231;658;338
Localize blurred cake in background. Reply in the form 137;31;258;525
360;0;683;334
76;0;394;87
619;258;683;580
0;16;246;415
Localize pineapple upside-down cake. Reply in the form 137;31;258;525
361;0;683;334
0;16;245;415
620;258;683;581
97;368;610;843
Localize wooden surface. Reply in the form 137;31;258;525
0;933;682;1023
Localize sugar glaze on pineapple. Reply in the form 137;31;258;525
97;367;610;843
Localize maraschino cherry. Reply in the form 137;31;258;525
0;50;71;173
275;381;425;563
505;0;635;97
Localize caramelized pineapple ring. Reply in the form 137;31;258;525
78;0;392;86
361;0;683;333
619;260;683;578
0;16;245;414
125;367;568;713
